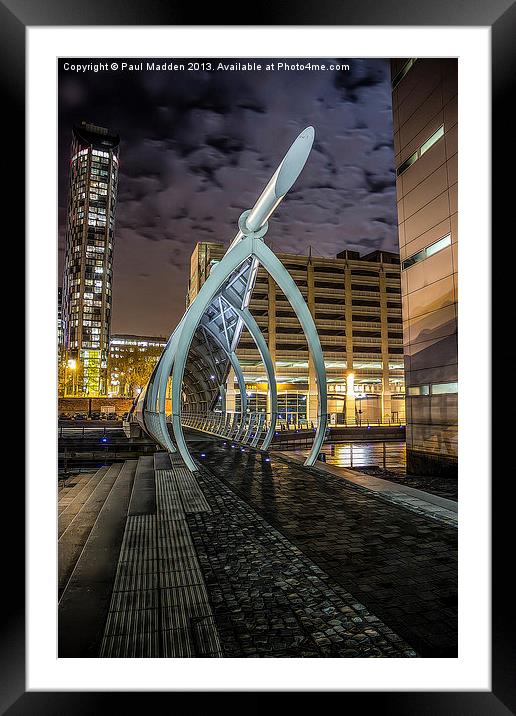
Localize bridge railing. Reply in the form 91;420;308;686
180;410;335;450
182;410;269;447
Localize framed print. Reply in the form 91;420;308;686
4;0;511;710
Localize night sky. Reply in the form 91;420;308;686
58;58;398;337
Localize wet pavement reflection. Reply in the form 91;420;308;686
291;441;406;473
190;436;458;657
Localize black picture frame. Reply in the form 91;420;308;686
6;0;509;710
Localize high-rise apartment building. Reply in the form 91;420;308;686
391;59;458;476
187;242;405;426
62;121;120;396
57;287;63;347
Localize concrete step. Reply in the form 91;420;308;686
58;460;137;657
129;455;156;516
58;466;110;528
58;463;124;595
58;468;107;513
98;453;220;658
58;472;93;499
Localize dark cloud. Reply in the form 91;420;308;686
334;59;387;102
58;57;398;335
364;169;395;193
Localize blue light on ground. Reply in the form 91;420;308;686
100;437;108;443
200;453;206;458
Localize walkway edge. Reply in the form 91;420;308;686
273;451;458;528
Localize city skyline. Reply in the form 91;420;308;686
58;58;398;335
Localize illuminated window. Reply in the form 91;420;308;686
425;234;451;258
408;385;429;396
431;382;458;395
396;151;418;176
391;58;417;89
420;125;444;156
402;234;451;270
397;124;445;176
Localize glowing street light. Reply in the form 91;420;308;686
346;372;355;397
65;358;78;396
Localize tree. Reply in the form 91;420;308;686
110;350;158;397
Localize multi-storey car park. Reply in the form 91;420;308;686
188;241;405;427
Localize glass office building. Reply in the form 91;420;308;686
391;59;458;476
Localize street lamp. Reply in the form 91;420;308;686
346;372;355;397
66;359;77;397
346;372;357;425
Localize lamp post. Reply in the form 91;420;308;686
65;358;77;397
346;372;356;426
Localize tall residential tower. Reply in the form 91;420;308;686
62;121;120;396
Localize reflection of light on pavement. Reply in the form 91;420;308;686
290;441;406;473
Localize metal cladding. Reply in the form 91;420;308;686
134;127;328;472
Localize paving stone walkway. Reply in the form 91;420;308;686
190;439;457;657
188;464;416;657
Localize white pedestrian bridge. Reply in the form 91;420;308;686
130;127;328;472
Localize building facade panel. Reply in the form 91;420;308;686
407;303;456;347
407;274;455;319
403;192;451;244
406;246;454;294
392;58;458;477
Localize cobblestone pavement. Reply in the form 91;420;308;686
188;464;416;657
190;438;457;657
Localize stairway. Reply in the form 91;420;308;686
58;460;137;657
58;453;221;658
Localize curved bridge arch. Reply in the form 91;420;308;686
133;126;328;472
